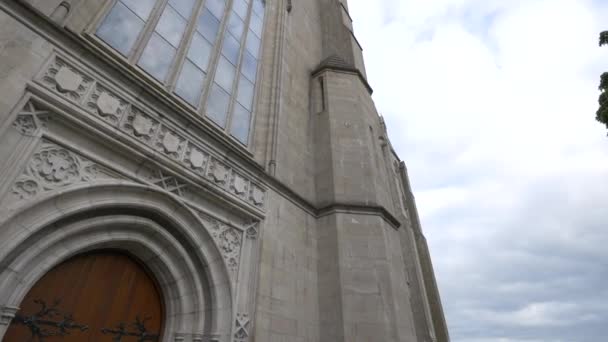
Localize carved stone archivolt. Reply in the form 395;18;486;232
36;54;267;211
8;140;118;202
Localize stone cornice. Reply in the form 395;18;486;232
311;55;374;95
318;203;401;229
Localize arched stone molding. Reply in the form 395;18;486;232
0;182;235;342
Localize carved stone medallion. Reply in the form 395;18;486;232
189;149;207;169
132;113;154;137
162;132;180;154
96;92;120;117
209;161;228;185
232;175;248;195
54;66;83;93
250;186;265;206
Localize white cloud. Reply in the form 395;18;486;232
348;0;608;341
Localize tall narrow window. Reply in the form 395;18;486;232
175;0;226;106
227;0;264;144
95;0;265;146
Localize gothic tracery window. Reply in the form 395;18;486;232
95;0;265;145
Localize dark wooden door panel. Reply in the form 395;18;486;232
3;251;163;341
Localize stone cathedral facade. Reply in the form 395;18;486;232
0;0;449;341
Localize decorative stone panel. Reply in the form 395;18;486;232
184;144;209;175
7;140;118;203
156;127;186;160
123;106;160;145
12;101;50;136
140;168;189;198
197;213;243;275
40;58;94;103
35;54;267;211
233;313;250;342
85;84;128;126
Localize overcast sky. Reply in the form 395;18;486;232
347;0;608;341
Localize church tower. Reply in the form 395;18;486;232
0;0;449;341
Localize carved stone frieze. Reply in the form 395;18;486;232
86;85;128;126
156;127;186;160
8;140;118;203
184;145;209;174
230;173;249;199
36;55;267;210
208;159;229;185
123;106;160;144
40;59;93;103
249;185;265;208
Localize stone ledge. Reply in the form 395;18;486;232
318;203;401;229
311;55;374;95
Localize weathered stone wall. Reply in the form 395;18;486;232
0;0;449;341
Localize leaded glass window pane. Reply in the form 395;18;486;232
230;103;251;144
222;33;241;65
236;76;254;110
215;56;236;93
241;51;257;82
169;0;195;18
207;84;230;127
96;2;144;56
175;60;205;106
205;0;226;19
138;33;176;81
245;30;260;57
233;0;248;19
156;5;187;47
122;0;156;20
252;0;264;17
96;0;265;146
198;9;221;43
250;13;263;37
227;11;245;40
187;33;213;71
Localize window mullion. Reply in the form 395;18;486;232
198;0;235;118
127;0;170;64
224;0;254;135
166;0;206;91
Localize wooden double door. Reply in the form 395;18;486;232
3;251;163;341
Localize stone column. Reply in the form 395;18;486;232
0;305;19;339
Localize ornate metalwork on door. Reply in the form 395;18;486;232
101;316;159;341
12;299;88;341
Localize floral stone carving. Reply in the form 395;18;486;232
199;213;243;274
12;115;37;135
8;141;118;203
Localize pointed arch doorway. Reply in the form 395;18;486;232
3;250;164;341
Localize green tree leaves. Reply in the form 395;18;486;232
597;33;608;130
